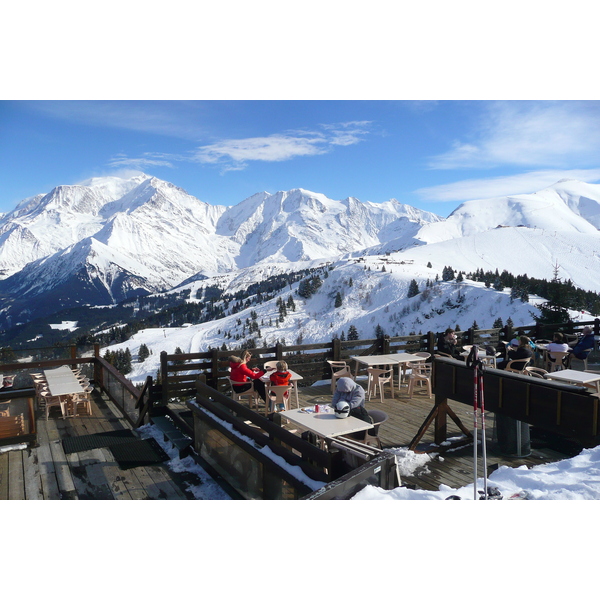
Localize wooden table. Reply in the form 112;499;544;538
278;406;374;446
261;369;303;408
351;353;428;390
545;369;600;393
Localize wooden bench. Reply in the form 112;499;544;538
0;414;25;438
151;415;192;459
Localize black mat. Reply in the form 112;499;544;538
62;429;136;454
108;437;170;469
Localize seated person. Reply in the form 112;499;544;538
497;336;534;370
437;328;458;357
546;332;569;367
569;326;595;360
229;350;267;403
268;360;292;408
332;377;371;424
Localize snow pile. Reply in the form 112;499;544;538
137;423;231;500
353;445;600;500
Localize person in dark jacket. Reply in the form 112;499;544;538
229;351;267;402
497;336;533;370
437;328;458;357
569;326;595;360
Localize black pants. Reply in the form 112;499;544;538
233;379;267;401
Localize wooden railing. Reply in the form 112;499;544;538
159;318;600;403
410;356;600;450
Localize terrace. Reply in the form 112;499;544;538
1;320;599;500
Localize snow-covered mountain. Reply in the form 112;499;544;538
0;175;441;327
416;179;600;243
1;174;599;334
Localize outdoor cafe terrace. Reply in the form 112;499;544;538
1;320;599;500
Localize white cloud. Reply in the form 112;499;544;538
113;121;373;172
108;153;175;169
193;134;328;165
415;169;600;203
429;101;600;170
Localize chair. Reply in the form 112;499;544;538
504;357;532;373
39;391;67;420
545;351;569;372
480;355;498;368
68;384;94;417
406;362;432;399
434;351;452;358
265;385;292;415
350;409;389;449
366;367;392;402
263;360;279;371
327;360;354;393
227;377;259;409
568;348;592;371
525;366;548;379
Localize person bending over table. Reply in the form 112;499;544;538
332;377;372;424
229;351;267;403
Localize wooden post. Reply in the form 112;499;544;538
211;348;219;388
332;338;341;361
93;344;101;384
595;318;600;336
160;351;168;405
275;342;283;361
427;331;435;353
382;336;390;354
70;345;77;370
467;327;474;345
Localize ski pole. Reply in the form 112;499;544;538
478;363;488;500
467;345;479;500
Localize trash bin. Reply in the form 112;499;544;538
495;413;531;457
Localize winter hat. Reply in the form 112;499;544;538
582;326;593;334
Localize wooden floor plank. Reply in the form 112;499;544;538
45;418;78;499
23;446;43;500
7;449;25;500
35;418;61;499
0;451;8;500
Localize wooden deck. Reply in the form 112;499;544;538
290;377;582;493
1;374;585;500
0;390;196;500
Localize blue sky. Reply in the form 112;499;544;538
2;100;600;217
2;4;599;218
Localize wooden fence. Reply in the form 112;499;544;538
159;319;600;403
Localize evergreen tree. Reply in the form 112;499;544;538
347;325;359;340
427;261;432;268
407;279;420;298
375;324;385;338
492;317;504;328
138;343;150;362
334;291;343;308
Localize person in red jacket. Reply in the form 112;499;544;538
229;351;267;403
269;360;292;387
268;360;292;411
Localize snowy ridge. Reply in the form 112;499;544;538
1;173;599;332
